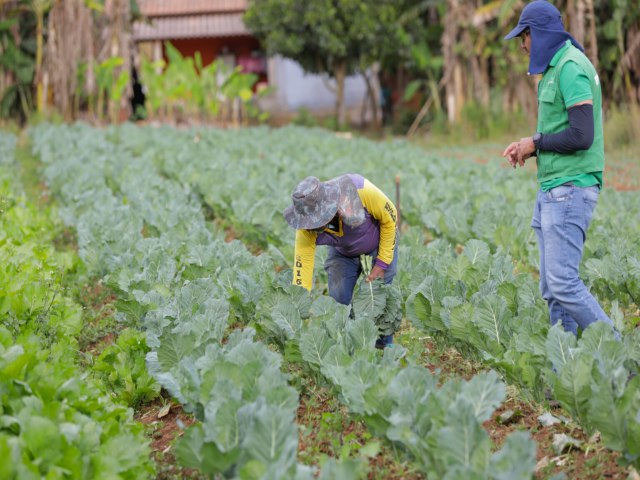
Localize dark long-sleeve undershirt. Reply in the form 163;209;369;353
538;103;594;153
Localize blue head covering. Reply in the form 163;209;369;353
504;0;584;75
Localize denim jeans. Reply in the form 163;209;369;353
324;244;399;347
324;245;398;305
531;184;614;335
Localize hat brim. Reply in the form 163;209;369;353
504;24;527;40
283;183;340;230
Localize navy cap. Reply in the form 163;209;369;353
504;0;563;40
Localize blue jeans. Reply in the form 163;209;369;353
324;245;398;347
531;184;614;336
324;245;398;305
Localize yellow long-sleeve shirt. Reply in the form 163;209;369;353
292;174;397;291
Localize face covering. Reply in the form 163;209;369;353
504;0;584;75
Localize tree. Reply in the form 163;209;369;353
44;0;95;120
245;0;401;127
30;0;51;114
97;0;133;122
0;1;35;122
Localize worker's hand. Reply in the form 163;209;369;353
516;136;536;166
502;137;535;168
366;265;385;283
502;142;520;168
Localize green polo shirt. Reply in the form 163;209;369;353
538;41;603;191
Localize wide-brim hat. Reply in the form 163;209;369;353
283;176;340;230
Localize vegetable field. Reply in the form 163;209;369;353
2;124;640;479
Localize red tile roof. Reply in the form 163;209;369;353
137;0;247;17
133;12;249;40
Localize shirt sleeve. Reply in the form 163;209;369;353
559;61;592;108
538;104;594;153
293;229;317;291
357;179;398;269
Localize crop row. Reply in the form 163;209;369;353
84;123;639;311
83;123;640;467
0;132;154;480
29;123;538;479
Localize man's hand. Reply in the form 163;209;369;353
502;136;536;168
502;141;520;168
365;265;385;283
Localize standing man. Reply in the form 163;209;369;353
503;0;615;336
283;174;399;348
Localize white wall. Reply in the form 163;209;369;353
266;56;367;112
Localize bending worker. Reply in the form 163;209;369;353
283;174;399;348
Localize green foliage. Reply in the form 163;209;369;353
459;100;530;140
604;105;640;148
0;17;35;121
592;0;640;103
26;120;640;474
139;42;267;123
93;328;160;407
50;120;626;471
245;0;386;76
292;107;319;127
2;0;639;125
245;0;404;121
93;56;130;122
0;333;155;480
403;236;640;464
0;152;154;478
0;160;81;345
392;0;445;99
352;258;402;336
31;123;541;478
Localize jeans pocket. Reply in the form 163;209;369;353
546;185;574;202
582;185;600;204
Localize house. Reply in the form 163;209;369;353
133;0;370;120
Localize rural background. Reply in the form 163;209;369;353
1;0;640;479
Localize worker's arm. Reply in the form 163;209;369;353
503;63;595;166
293;229;317;291
357;179;398;269
538;103;594;152
538;62;594;153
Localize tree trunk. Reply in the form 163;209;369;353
45;0;95;120
361;67;380;129
359;79;369;128
334;60;346;128
35;5;45;113
369;63;381;129
566;0;585;47
453;62;464;121
464;28;489;108
102;0;133;123
584;0;598;69
442;0;459;123
621;26;640;103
